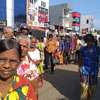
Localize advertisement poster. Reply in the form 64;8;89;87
27;0;49;27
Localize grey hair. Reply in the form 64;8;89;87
17;35;31;48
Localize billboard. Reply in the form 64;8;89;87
27;0;49;27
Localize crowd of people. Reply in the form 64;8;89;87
0;25;100;100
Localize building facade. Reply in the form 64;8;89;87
80;15;94;35
0;0;14;27
71;12;81;33
49;3;72;32
0;0;26;27
0;0;6;21
14;0;26;26
0;0;49;28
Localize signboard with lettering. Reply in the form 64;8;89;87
26;0;49;27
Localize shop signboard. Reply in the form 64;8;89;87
27;0;49;27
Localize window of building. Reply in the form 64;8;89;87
41;1;46;8
86;19;89;24
64;9;67;15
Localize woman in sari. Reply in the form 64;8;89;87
79;34;100;100
0;39;37;100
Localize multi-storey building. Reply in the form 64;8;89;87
72;12;81;33
0;0;14;27
49;3;72;33
80;15;94;35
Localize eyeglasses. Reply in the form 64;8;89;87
0;58;19;65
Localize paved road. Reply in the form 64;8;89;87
93;70;100;100
38;64;100;100
38;64;80;100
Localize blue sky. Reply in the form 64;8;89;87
50;0;100;29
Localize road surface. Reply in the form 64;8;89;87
38;64;100;100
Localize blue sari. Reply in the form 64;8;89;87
80;45;100;99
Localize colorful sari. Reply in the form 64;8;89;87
37;42;44;75
0;75;37;100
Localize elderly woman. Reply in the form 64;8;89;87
2;26;15;39
79;34;100;100
17;36;40;98
0;39;37;100
17;36;39;81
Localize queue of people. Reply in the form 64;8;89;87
0;26;100;100
0;26;43;100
